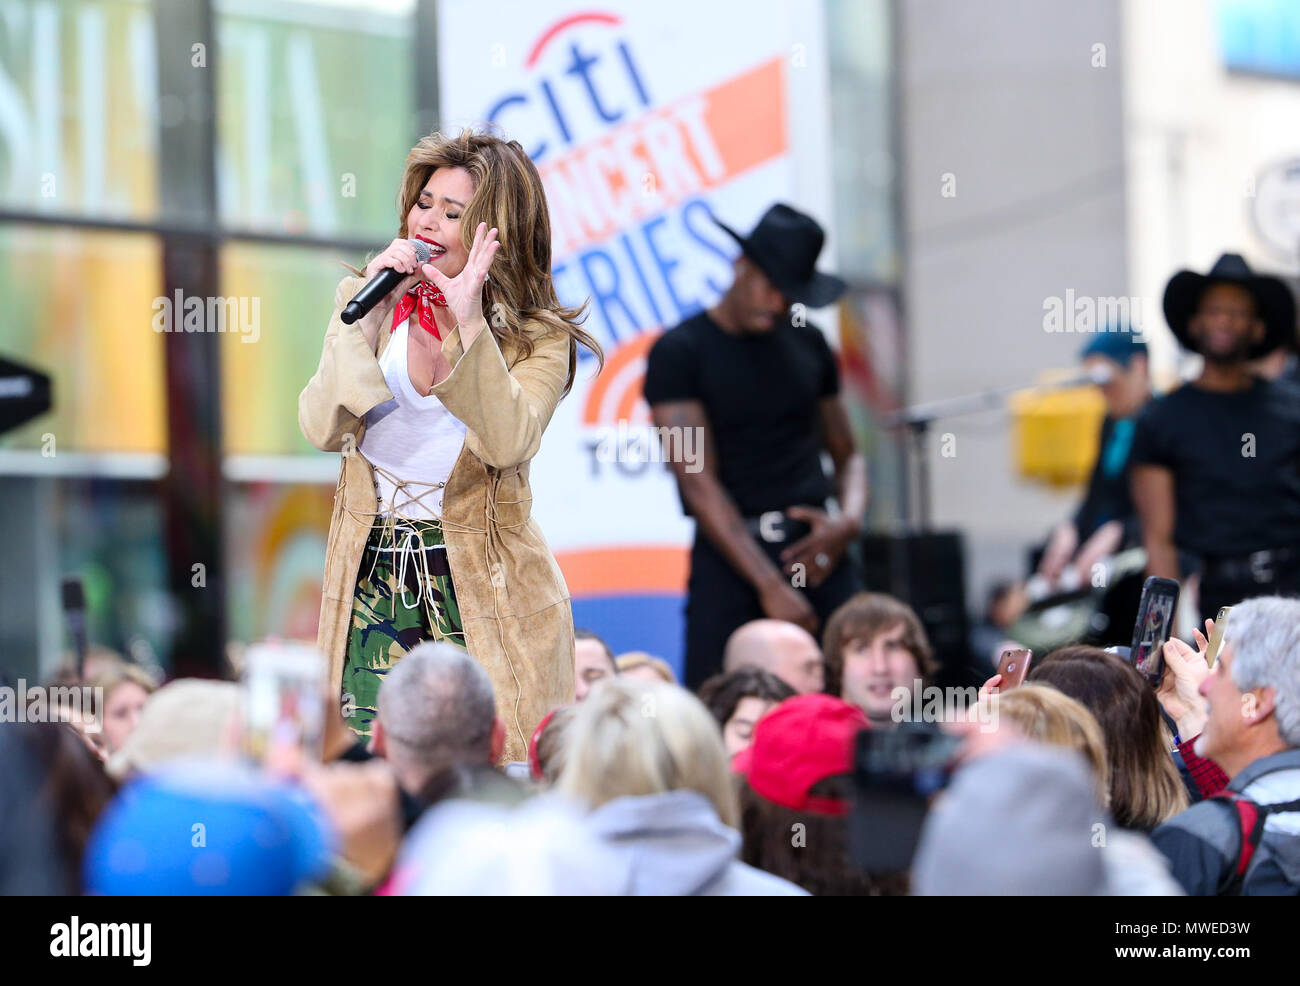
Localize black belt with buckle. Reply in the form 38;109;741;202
743;510;813;545
1201;545;1300;585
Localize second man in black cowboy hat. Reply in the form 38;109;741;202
643;203;867;689
1131;252;1300;621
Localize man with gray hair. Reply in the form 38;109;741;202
370;642;507;804
1151;596;1300;894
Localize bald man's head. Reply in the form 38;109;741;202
722;619;825;694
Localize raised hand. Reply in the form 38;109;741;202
978;673;1004;700
354;237;424;347
421;222;500;346
1157;620;1213;740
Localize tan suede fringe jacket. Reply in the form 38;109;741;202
298;275;576;762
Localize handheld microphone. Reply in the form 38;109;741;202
61;576;87;677
340;238;433;325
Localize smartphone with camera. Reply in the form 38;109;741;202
850;722;963;872
241;642;326;765
1205;606;1231;668
1129;577;1180;687
994;648;1033;691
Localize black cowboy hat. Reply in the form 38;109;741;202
714;203;847;309
1162;253;1297;359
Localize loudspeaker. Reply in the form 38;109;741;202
860;531;977;688
0;356;52;435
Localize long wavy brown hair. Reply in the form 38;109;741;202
392;129;603;393
738;776;908;896
1027;646;1189;831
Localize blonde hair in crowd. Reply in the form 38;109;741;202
987;684;1111;809
534;704;578;785
557;678;739;828
614;651;677;683
86;662;159;704
393;128;604;393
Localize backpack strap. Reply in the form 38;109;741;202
1212;794;1300;895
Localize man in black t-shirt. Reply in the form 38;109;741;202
1131;253;1300;621
643;204;867;689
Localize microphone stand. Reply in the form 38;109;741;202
887;373;1097;533
61;576;88;678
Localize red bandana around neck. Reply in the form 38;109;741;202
391;280;449;339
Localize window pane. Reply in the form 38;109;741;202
215;0;417;238
220;240;362;458
826;0;898;283
0;226;166;461
0;475;171;681
55;477;172;668
225;480;335;646
0;0;159;220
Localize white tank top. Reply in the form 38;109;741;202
360;318;467;520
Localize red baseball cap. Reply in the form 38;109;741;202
731;694;868;816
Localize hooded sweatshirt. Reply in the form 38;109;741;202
396;794;627;895
585;790;807;896
395;790;805;896
911;745;1111;895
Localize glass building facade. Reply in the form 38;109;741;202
0;0;901;682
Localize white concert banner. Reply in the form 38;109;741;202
437;0;835;671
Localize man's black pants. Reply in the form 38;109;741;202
1198;556;1300;624
682;532;863;691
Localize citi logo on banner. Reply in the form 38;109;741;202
457;7;790;350
439;0;810;672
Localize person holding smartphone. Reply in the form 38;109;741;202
1130;253;1300;621
299;130;603;762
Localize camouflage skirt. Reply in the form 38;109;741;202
343;517;466;736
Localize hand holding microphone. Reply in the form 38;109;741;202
364;238;427;283
340;225;499;350
340;237;433;332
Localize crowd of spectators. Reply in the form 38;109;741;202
5;587;1298;896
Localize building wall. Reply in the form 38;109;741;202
1123;0;1300;390
897;0;1130;609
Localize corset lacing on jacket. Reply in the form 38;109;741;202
336;457;534;653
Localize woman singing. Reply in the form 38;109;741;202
299;130;601;762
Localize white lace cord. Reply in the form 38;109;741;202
343;461;530;538
391;523;426;612
362;517;458;641
341;457;532;754
349;462;458;530
354;464;449;614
